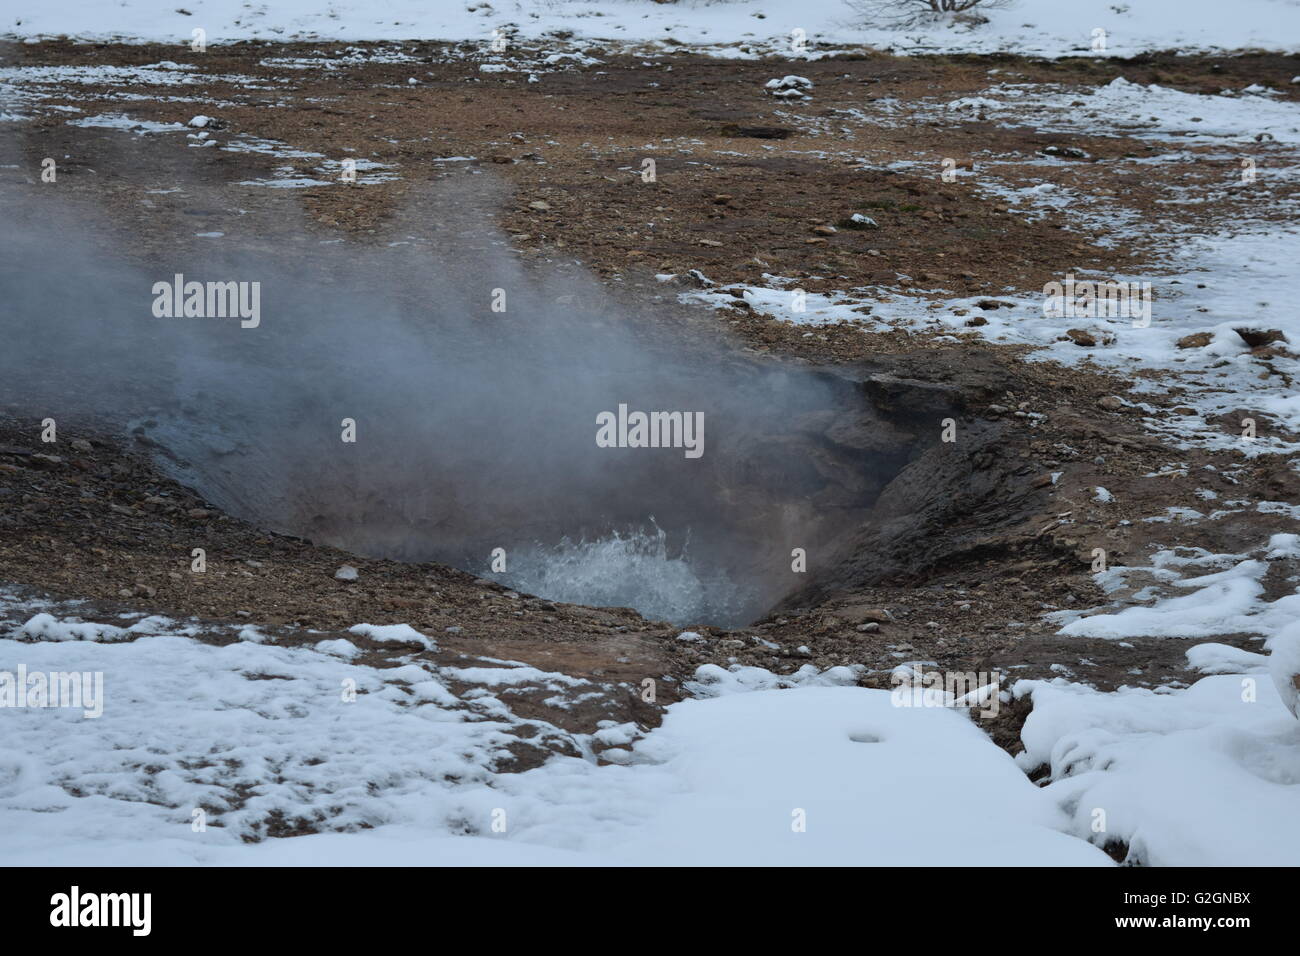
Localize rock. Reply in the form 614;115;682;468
1098;395;1124;411
1066;329;1096;347
187;508;211;519
334;564;359;582
445;625;463;634
811;224;837;236
1234;327;1288;348
659;269;713;288
765;75;813;91
70;439;93;452
965;315;988;327
855;622;880;633
527;200;551;211
833;605;892;624
1176;331;1213;349
1040;145;1090;160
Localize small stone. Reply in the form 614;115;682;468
334;565;359;582
1098;395;1124;411
1235;327;1287;348
856;622;880;633
528;200;551;211
70;439;93;452
1177;331;1213;349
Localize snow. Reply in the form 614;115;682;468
1267;619;1300;718
1;595;1107;865
347;622;435;649
945;78;1300;146
1008;530;1300;864
1050;534;1300;642
1018;673;1300;866
2;1;1298;58
67;113;187;134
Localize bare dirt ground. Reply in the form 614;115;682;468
2;38;1298;756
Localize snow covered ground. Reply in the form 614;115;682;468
1004;532;1300;865
0;591;1108;865
676;72;1300;451
6;545;1300;866
3;0;1299;58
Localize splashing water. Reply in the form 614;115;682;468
491;524;759;627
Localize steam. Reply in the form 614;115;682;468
0;139;868;626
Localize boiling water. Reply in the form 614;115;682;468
488;524;760;627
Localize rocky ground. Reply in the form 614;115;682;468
2;38;1298;759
